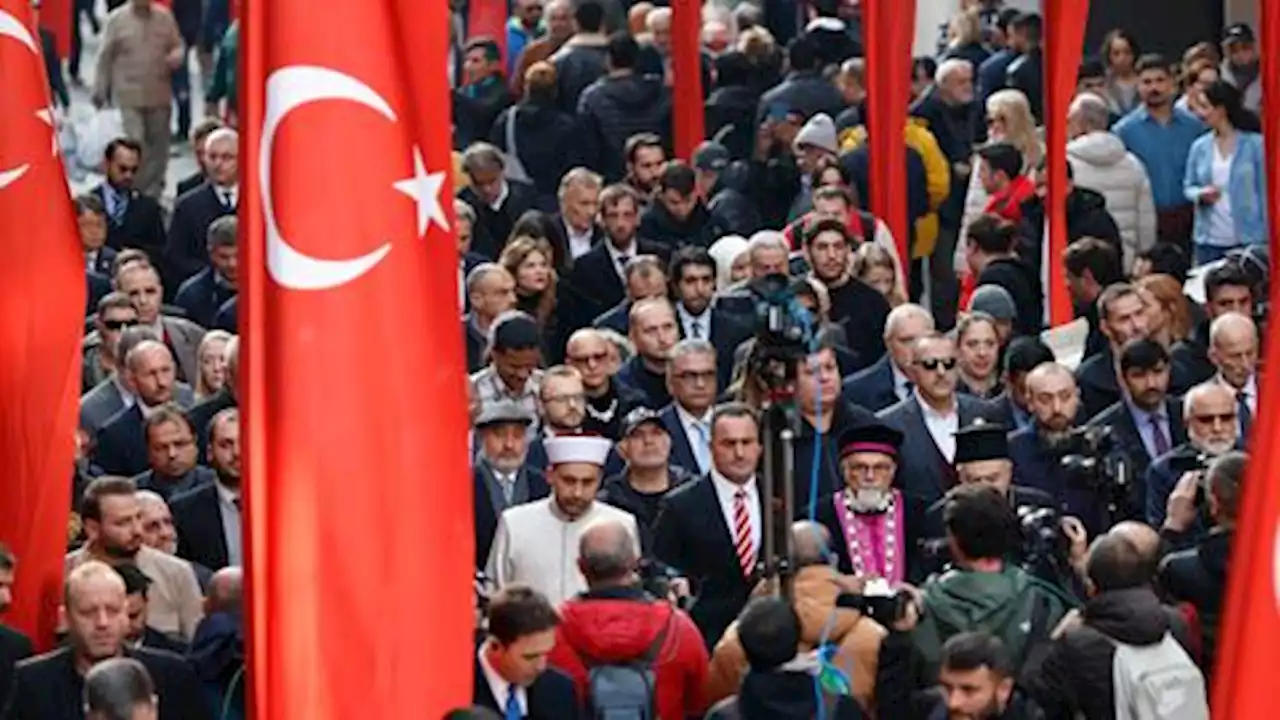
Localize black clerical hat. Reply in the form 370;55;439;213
837;421;903;460
954;418;1009;464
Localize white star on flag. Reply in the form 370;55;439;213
393;146;449;237
35;106;57;157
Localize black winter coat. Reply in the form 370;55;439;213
706;84;760;161
1018;188;1121;279
1159;529;1230;681
755;70;845;128
638;200;726;251
489;100;585;208
577;73;672;182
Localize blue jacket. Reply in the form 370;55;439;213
1183;130;1269;247
1113;106;1207;209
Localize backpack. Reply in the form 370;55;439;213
582;611;673;720
1108;631;1209;720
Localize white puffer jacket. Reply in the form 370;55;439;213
1066;131;1157;273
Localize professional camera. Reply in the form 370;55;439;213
836;578;914;627
1168;449;1215;508
637;557;682;600
747;274;819;378
1054;424;1133;517
1017;505;1071;584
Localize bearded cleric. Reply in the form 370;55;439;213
485;435;640;605
816;421;927;583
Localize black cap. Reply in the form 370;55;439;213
491;312;540;352
837;421;903;460
621;407;666;437
954;418;1009;464
692;141;730;173
1223;23;1255;45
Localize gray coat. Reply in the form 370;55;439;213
80;377;196;432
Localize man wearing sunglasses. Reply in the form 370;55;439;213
83;293;140;394
1144;382;1239;539
876;333;997;507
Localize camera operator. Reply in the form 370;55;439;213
1144;381;1239;543
547;519;709;720
900;484;1075;683
1008;363;1110;535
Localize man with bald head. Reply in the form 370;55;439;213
166;127;240;287
97;341;182;476
189;566;245;720
843;303;934;412
547;519;709;720
618;298;680;408
566;328;645;439
705;521;887;712
1208;312;1259;439
5;561;209;720
1145;382;1240;529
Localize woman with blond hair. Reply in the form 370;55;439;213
1135;273;1194;346
852;242;905;308
194;330;234;400
499;235;563;362
941;9;989;75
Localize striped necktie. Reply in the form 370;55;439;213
733;489;755;578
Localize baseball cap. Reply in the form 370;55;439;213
621;407;666;438
1223;23;1255;45
692;141;731;173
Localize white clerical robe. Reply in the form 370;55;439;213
485;498;640;605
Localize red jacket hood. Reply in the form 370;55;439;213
558;595;673;662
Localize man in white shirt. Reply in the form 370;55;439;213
660;339;718;475
486;435;639;605
554;168;604;264
1208;311;1260;439
843;303;935;413
472;585;577;718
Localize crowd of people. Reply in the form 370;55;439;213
0;0;1271;718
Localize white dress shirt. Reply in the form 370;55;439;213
891;364;913;402
215;481;243;567
917;395;959;463
213;184;239;209
478;644;527;715
606;239;638;281
112;375;137;409
710;470;761;554
677;303;711;341
488;181;511;211
676;404;713;474
566;222;595;259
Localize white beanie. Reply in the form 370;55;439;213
793;113;839;156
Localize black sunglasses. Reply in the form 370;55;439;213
918;357;957;372
102;319;138;331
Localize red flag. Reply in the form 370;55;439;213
670;0;704;160
38;0;69;57
1212;2;1280;714
0;0;83;647
861;0;914;276
1042;0;1090;326
467;0;508;68
240;0;473;716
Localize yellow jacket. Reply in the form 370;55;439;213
839;120;951;258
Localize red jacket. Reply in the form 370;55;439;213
549;587;709;720
983;174;1036;224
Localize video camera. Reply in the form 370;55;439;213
835;578;914;627
637;557;690;609
1168;449;1216;508
1054;424;1133;517
918;498;1073;588
745;274;821;392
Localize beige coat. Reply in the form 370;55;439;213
95;4;183;108
66;545;204;641
705;565;888;714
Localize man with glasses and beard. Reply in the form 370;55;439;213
1145;382;1240;537
565;328;645;440
65;477;204;642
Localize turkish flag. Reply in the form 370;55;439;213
0;0;83;647
1211;2;1280;715
240;0;473;717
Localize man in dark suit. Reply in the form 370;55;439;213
165;128;239;289
543;168;607;271
131;407;216;503
115;564;188;655
1075;283;1150;421
658;340;719;476
0;546;34;710
173;215;238;329
174;118;225;197
1088;339;1187;518
75;194;119;277
210;295;237;332
96;342;183;477
473;402;549;569
653;403;765;647
171;408;241;572
990;337;1056;434
462;264;518;374
458;143;539;260
616;298;679;409
876;333;994;507
669;247;751;390
188;338;238;463
842;303;933;413
590;254;669;337
473;586;579;719
4;560;210;720
93;139;167;267
565;184;669;332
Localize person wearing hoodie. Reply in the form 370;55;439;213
706;596;869;720
578;32;672;184
1023;531;1207;720
490;61;585;210
1066;93;1156;274
547;519;709;720
639;161;727;250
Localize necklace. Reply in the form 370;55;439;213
586;395;618;424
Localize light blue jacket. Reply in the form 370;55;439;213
1183;130;1269;247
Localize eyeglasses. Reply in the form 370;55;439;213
568;351;608;365
543;393;585;406
102;319;138;331
673;370;717;384
1191;412;1237;425
917;357;957;372
845;462;895;476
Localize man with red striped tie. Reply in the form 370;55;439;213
653;402;765;647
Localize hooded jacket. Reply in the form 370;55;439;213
548;586;710;720
577;72;673;182
1022;587;1198;720
552;34;610;112
639;198;726;250
706;566;888;713
489;98;585;203
1066;131;1157;273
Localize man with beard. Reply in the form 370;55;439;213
599;408;691;551
115;564;186;655
65;477;204;641
1007;363;1109;535
471;401;547;570
1145;382;1239;534
1220;24;1261;114
170;410;241;572
566;184;669;328
4;561;208;720
565;328;645;439
622;133;667;204
132;408;215;502
526;366;622;475
802;218;890;369
1063;237;1124;359
486;435;639;605
638;161;726;249
923;632;1046;719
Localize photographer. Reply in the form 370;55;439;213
548;519;709;720
1008;363;1110;535
903;485;1075;683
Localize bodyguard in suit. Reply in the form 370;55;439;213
658;339;719;476
92;139;168;267
171;408;242;572
876;333;995;507
842;303;934;413
1075;283;1150;421
82;292;139;396
131;408;216;503
458;144;540;260
669;247;752;391
473;586;579;719
174;118;225;197
165;128;239;288
1087;340;1187;516
173;216;238;329
96;342;189;477
473;401;549;570
653;403;765;647
116;263;207;385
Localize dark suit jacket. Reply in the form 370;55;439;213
170;482;231;571
876;395;994;506
658;404;705;477
88;246;119;277
463;315;489;374
1088;398;1187;518
0;624;33;712
1075;351;1120;422
615;356;672;410
1144;443;1216;531
133;465;216;503
3;646;211;720
473;462;549;569
543;214;606;271
140;627;188;655
176;171;205;197
840;355;903;413
592;300;632;335
472;655;578;719
564;239;669;329
676;306;751;392
95;405;149;476
210;295;237;332
92;183;167;266
166;183;236;287
652;476;763;647
458;181;540;260
86;271;112;317
173;267;237;329
187;389;236;462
